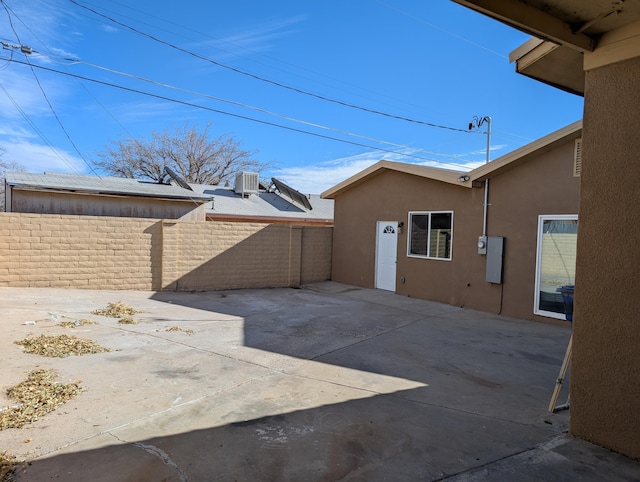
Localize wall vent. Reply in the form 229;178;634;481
234;172;259;197
573;138;582;177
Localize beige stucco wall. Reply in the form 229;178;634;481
9;190;207;221
0;213;332;291
330;138;580;321
571;56;640;459
488;140;580;320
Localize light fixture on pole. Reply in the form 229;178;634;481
469;115;492;254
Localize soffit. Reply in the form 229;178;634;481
452;1;640;96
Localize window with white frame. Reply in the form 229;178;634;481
534;215;578;319
407;211;453;260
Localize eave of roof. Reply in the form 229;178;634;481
469;119;582;182
321;120;582;198
8;185;211;203
321;160;464;199
5;172;211;202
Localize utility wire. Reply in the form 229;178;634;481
374;0;508;59
1;0;98;175
0;82;80;172
2;56;475;167
31;48;474;166
6;2;134;142
68;0;472;134
93;0;439;121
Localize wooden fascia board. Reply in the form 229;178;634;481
453;0;594;52
321;161;387;199
321;160;468;199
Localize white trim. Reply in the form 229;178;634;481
534;214;578;320
406;211;454;261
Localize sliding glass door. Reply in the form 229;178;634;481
534;215;578;319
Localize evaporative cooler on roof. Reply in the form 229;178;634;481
234;172;259;197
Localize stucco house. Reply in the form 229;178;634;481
322;120;581;322
448;0;640;460
4;171;211;220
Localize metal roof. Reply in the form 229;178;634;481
5;172;211;202
190;184;334;221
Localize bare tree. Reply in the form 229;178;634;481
95;123;265;185
0;152;25;211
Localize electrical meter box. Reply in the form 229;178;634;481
486;236;505;284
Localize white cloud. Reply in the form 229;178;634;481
0;139;87;174
199;15;307;60
101;24;118;34
271;148;476;195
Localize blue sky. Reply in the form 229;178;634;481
0;0;584;193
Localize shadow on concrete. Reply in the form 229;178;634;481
10;285;639;481
16;386;631;482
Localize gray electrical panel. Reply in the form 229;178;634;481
486;236;505;284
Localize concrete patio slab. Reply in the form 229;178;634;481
1;282;638;481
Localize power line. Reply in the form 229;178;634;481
6;1;135;141
68;0;472;134
374;0;509;59
94;0;440;122
0;82;81;173
2;55;476;168
29;48;474;166
1;0;98;175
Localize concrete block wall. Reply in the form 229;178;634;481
300;227;333;284
161;221;306;291
0;213;332;291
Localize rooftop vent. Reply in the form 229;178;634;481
234;172;259;197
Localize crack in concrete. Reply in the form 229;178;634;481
133;442;189;482
434;434;570;481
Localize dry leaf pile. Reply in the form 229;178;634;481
58;318;97;329
15;335;110;358
0;451;16;482
0;370;82;430
92;302;139;317
165;326;194;335
117;316;137;325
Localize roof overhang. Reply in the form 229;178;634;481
321;160;465;199
509;38;585;95
321;120;582;197
469;120;582;182
452;1;640;96
8;185;211;203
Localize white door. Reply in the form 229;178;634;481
375;221;398;291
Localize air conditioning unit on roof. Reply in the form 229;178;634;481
234;172;259;197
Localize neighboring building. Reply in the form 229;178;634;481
4;171;211;220
192;174;334;226
322;121;581;322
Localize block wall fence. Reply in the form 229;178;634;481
0;213;332;291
